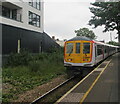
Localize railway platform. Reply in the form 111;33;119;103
56;53;120;103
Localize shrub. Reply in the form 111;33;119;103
6;47;64;67
28;61;41;72
7;50;32;67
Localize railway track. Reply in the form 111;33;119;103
30;58;112;104
30;74;82;104
30;53;112;104
30;67;94;104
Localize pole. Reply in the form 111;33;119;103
110;32;112;41
18;39;21;53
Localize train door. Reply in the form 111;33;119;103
102;45;104;59
95;43;97;63
73;42;82;63
82;42;92;63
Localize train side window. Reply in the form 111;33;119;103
107;46;109;53
66;43;73;53
97;49;102;55
83;43;90;54
105;46;107;53
97;45;102;55
76;43;80;53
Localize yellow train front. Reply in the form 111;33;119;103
64;36;119;71
64;36;94;68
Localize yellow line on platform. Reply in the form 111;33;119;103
55;60;106;103
80;59;112;104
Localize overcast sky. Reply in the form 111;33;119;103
44;0;118;42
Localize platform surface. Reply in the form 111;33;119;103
56;53;120;103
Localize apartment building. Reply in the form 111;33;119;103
0;0;59;55
0;0;43;33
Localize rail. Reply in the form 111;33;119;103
30;76;75;104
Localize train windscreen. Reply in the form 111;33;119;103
66;43;73;53
83;43;90;54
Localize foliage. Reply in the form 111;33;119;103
75;28;97;39
107;41;120;46
89;2;120;42
3;65;65;102
3;48;66;102
6;50;32;67
6;47;63;67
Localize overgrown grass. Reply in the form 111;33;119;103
2;48;66;102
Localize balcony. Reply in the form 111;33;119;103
1;2;22;22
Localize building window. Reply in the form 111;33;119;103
1;6;21;22
29;0;41;10
29;11;40;27
2;6;10;18
12;9;17;20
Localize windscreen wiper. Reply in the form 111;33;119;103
69;48;73;56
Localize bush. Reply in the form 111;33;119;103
6;47;64;67
28;61;41;72
7;50;32;67
3;47;66;102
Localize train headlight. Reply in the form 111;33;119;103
68;59;72;61
83;59;88;61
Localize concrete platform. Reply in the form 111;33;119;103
56;53;120;103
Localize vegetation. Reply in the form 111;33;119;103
2;48;66;102
75;28;97;39
107;41;120;46
89;2;120;42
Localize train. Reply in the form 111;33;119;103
64;36;119;69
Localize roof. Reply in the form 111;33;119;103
67;36;119;48
68;36;93;41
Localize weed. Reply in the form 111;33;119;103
3;48;66;102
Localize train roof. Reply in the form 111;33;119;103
67;36;119;48
68;36;93;41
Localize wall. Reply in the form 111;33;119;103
2;24;59;55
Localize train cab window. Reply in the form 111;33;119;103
76;43;80;53
66;43;73;53
83;43;90;54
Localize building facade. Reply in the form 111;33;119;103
56;40;65;47
0;0;59;55
0;0;44;33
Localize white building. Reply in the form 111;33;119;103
0;0;60;55
0;0;44;33
56;40;65;47
0;0;45;54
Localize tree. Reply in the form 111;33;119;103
75;28;97;39
89;2;120;42
107;41;120;46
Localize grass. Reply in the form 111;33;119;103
2;50;66;102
